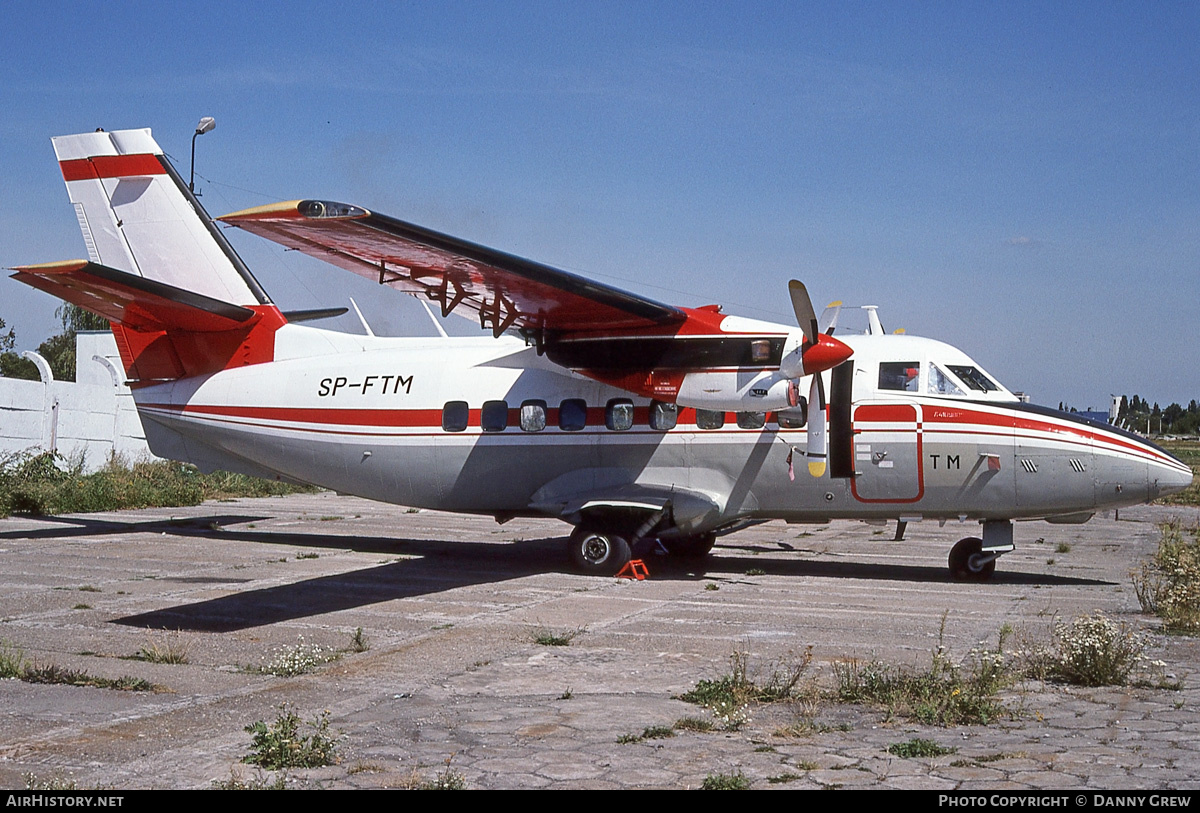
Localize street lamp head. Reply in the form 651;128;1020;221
195;117;216;136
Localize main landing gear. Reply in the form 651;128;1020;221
948;520;1014;582
567;520;716;576
568;526;631;575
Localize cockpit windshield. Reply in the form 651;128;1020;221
928;364;966;396
947;365;1000;392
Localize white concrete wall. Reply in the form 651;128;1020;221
0;331;155;470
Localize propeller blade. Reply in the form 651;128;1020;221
807;373;827;477
789;280;817;345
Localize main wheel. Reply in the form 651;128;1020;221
948;537;996;581
569;526;631;575
664;533;717;560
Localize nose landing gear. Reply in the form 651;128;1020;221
948;520;1014;581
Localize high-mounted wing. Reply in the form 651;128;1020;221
218;200;684;339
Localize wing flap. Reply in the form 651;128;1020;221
219;200;684;336
11;260;257;333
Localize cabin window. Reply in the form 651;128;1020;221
879;361;920;392
695;409;725;430
649;400;678;431
947;365;1000;392
737;411;766;429
606;398;635;431
481;400;509;432
929;364;966;396
559;398;588;431
775;408;806;429
750;339;772;364
520;399;547;432
442;400;469;432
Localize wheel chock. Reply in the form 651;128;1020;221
616;559;649;580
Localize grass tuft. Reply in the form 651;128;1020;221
887;738;957;758
701;770;750;790
533;627;582;646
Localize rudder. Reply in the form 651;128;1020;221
52;128;269;307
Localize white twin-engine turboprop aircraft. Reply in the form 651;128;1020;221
11;128;1192;579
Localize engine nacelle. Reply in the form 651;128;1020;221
674;370;805;413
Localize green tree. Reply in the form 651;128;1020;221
0;306;110;382
0;318;39;381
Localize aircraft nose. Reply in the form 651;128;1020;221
1154;456;1194;500
801;333;853;375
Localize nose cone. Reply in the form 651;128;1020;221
802;333;853;375
1153;454;1194;500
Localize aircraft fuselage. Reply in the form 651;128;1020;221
132;324;1192;538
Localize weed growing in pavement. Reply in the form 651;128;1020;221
130;633;189;665
243;706;338;770
1133;522;1200;634
701;770;750;790
0;640;28;677
407;755;466;790
832;624;1013;726
1021;611;1153;687
1;639;156;690
617;725;675;744
887;738;957;758
254;636;341;677
679;648;815;731
349;627;370;653
212;767;289;790
24;773;83;790
21;663;155;691
533;627;582;646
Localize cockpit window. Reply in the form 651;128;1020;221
947;365;1000;392
879;361;920;392
928;364;966;396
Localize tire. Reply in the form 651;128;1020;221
569;526;631;575
948;537;996;582
665;533;717;560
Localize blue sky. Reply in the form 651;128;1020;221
2;1;1197;410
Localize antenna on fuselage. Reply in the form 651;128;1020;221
862;305;885;336
349;297;375;337
417;298;449;338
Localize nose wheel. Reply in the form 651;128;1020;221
948;537;997;581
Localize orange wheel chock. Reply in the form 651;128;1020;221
616;559;649;580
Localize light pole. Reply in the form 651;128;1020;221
190;116;215;194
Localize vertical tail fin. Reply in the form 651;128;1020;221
11;129;284;383
52;128;269;307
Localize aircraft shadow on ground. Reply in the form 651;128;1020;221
3;514;1112;631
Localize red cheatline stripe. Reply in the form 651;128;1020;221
59;154;165;182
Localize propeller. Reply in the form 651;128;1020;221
784;280;852;478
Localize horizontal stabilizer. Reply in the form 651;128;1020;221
10;260;257;333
